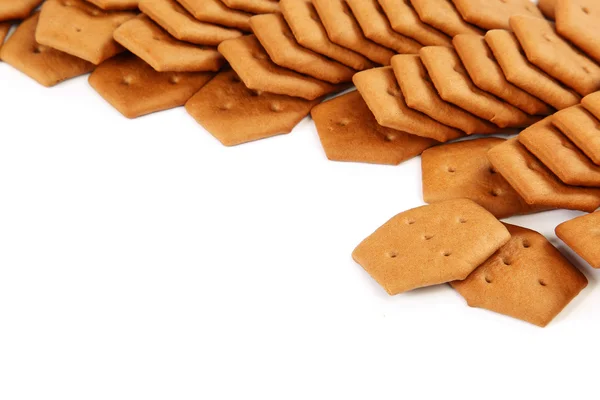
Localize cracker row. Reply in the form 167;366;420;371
556;211;600;269
451;0;543;30
553;104;600;166
0;0;42;21
177;0;251;31
410;0;483;37
221;0;280;14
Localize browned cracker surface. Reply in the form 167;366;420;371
553;104;600;165
556;212;600;269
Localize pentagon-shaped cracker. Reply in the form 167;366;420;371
539;0;556;19
487;137;600;212
0;22;10;52
89;53;214;118
420;46;538;128
0;0;42;21
554;104;600;165
312;91;437;165
452;0;543;30
453;224;588;327
177;0;251;31
510;15;600;96
250;13;354;84
377;0;452;46
185;69;319;146
485;29;580;111
218;35;339;100
35;0;136;65
556;212;600;269
280;0;373;71
87;0;138;10
313;0;394;65
352;199;511;295
519;118;600;187
556;0;600;63
113;15;224;72
0;13;94;87
411;0;483;37
345;0;421;54
139;0;242;45
392;54;498;135
221;0;279;14
453;34;552;116
421;138;544;219
353;66;463;142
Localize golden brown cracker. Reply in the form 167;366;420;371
553;104;600;166
556;212;600;269
411;0;483;37
87;0;138;10
0;0;42;21
221;0;279;14
556;0;600;63
581;91;600;122
539;0;557;19
177;0;251;31
452;0;543;30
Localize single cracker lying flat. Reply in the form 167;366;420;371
556;212;600;269
519;118;600;187
539;0;556;19
185;69;320;146
35;0;136;65
0;22;10;52
87;0;138;10
392;54;497;135
452;224;588;328
485;30;580;111
345;0;421;54
313;0;394;65
510;15;600;96
250;13;354;84
421;138;544;219
411;0;482;37
487;137;600;212
553;104;600;166
221;0;279;14
353;67;463;142
352;199;511;295
0;0;42;20
312;91;437;165
420;46;538;128
377;0;451;46
556;0;600;63
139;0;242;45
89;53;214;118
453;34;552;116
451;0;543;30
218;35;338;100
280;0;373;71
177;0;251;31
1;13;94;87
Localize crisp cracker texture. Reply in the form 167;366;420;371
221;0;280;14
177;0;251;31
452;0;543;30
556;212;600;269
352;199;511;295
411;0;483;37
0;0;42;21
453;224;588;328
553;104;600;166
87;0;138;10
556;0;600;63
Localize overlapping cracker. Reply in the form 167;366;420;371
452;0;543;30
312;91;437;165
556;212;600;269
35;0;136;65
554;104;600;166
411;0;482;37
556;0;600;63
352;199;511;295
353;66;463;142
139;0;242;45
539;0;557;19
582;91;600;122
0;0;42;21
250;13;354;84
177;0;251;31
0;22;10;52
221;0;279;14
87;0;138;10
453;224;588;328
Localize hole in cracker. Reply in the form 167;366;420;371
33;46;42;54
502;258;511;266
406;219;416;225
337;119;350;127
387;87;401;97
485;276;492;283
543;33;553;43
458;218;467;224
582;6;590;14
89;10;100;16
539;279;547;287
270;103;282;112
490;188;501;197
121;76;133;85
583;66;591;74
423;234;434;240
489;167;497;174
218;103;232;111
447;166;456;173
522;240;531;248
387;251;398;258
153;36;161;41
385;133;397;142
169;75;180;84
443;251;452;257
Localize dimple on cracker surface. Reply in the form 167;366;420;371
221;0;280;14
353;66;463;142
452;0;543;30
0;0;42;21
556;212;600;269
87;0;138;10
553;104;600;166
556;0;600;63
312;91;437;165
411;0;483;37
452;223;588;328
177;0;251;31
352;199;511;295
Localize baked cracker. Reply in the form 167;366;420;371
0;22;10;52
0;0;42;21
411;0;483;37
452;0;543;30
87;0;138;10
582;91;600;122
177;0;251;31
556;212;600;269
221;0;280;14
553;104;600;166
539;0;557;19
556;0;600;63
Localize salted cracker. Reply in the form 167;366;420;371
452;0;543;30
411;0;482;37
556;212;600;269
177;0;251;31
553;104;600;166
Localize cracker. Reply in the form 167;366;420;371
177;0;251;31
582;91;600;122
250;13;354;84
185;69;320;146
218;35;338;100
484;29;580;111
221;0;279;14
453;34;552;116
487;137;600;212
113;15;223;72
538;0;556;19
411;0;483;37
556;212;600;269
392;54;498;135
139;0;242;45
0;22;10;52
87;0;138;10
280;0;373;71
421;138;544;219
352;199;511;295
353;66;463;142
89;53;213;118
311;91;437;165
0;0;42;21
519;118;600;187
553;104;600;166
510;15;600;96
452;224;588;327
377;0;451;46
451;0;543;30
312;0;394;65
345;0;421;54
0;13;94;87
419;46;538;128
35;0;136;65
556;0;600;63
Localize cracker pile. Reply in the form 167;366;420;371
1;0;600;327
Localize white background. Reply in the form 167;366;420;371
1;61;599;399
